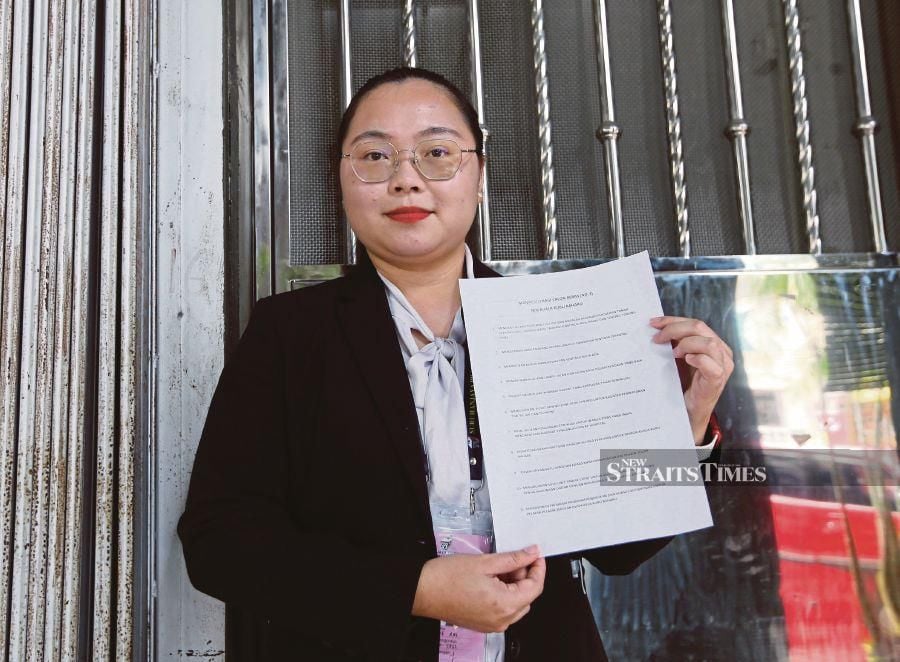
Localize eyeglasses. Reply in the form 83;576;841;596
341;139;479;183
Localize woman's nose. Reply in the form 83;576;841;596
390;152;423;191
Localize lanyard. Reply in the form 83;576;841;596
463;348;485;514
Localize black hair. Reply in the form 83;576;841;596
337;67;484;157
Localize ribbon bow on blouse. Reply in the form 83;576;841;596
379;276;471;509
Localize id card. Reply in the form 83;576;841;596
435;531;491;662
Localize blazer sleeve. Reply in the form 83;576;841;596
177;296;427;660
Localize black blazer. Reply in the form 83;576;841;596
177;252;672;661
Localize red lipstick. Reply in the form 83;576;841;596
386;206;431;223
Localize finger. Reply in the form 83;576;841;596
499;567;528;583
650;315;693;327
672;338;731;372
684;352;727;383
652;318;734;358
652;319;716;344
671;336;717;359
504;557;546;602
488;546;541;575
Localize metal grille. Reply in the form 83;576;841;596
282;0;897;265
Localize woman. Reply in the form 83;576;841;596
178;67;734;661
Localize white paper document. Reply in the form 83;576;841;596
460;252;713;557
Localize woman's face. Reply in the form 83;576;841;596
339;79;483;269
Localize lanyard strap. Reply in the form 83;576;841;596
464;347;484;482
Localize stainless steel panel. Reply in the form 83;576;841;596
591;267;899;661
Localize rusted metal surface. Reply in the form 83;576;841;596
0;0;13;300
0;0;31;650
8;0;51;658
60;2;98;655
43;0;82;659
92;0;123;657
25;0;67;658
116;0;149;658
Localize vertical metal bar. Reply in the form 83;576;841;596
339;0;357;263
0;0;14;300
467;0;492;261
657;0;690;258
530;0;558;260
93;0;123;656
25;0;68;657
8;0;50;657
591;0;625;258
145;0;159;656
781;0;821;255
0;0;31;646
720;0;756;255
252;0;272;299
270;0;292;293
9;0;52;660
61;0;97;656
846;0;887;253
43;0;82;658
402;0;416;67
117;0;145;657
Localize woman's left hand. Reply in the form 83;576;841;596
650;316;734;445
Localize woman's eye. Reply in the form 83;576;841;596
426;146;450;158
362;151;389;162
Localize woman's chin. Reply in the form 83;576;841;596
368;239;464;267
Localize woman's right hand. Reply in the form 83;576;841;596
411;545;546;633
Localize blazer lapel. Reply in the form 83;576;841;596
334;250;502;520
335;257;432;519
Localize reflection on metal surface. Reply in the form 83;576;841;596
271;0;292;296
590;267;899;660
286;252;900;290
252;0;273;299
